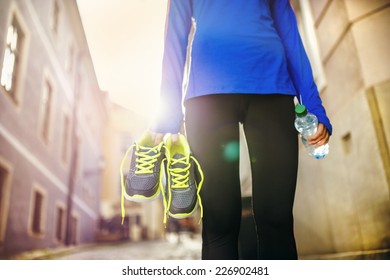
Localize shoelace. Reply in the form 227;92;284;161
169;156;191;189
134;144;163;174
161;153;204;224
120;142;204;225
120;142;164;224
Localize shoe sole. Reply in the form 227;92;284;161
124;188;161;202
168;200;198;219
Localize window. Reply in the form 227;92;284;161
61;114;70;163
1;16;24;103
0;169;5;221
40;80;53;144
0;159;12;245
70;215;78;245
0;167;7;244
31;190;45;235
55;205;65;242
51;0;60;36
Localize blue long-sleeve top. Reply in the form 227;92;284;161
152;0;332;135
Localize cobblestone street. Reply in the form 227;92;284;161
56;233;201;260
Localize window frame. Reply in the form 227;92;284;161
38;70;56;146
28;183;47;238
0;157;13;246
70;212;79;245
0;3;29;109
54;202;66;243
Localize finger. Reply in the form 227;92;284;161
171;133;179;144
311;123;325;141
311;127;330;147
151;132;164;145
309;123;326;144
315;132;330;147
310;131;326;145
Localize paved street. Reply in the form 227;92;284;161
56;233;201;260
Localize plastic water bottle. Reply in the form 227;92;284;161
294;104;329;159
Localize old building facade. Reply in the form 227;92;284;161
0;0;108;257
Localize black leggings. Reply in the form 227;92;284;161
185;94;299;260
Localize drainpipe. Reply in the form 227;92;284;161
65;51;84;246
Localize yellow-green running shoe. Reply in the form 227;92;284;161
120;132;166;222
163;134;204;223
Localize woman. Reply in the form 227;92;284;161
150;0;331;260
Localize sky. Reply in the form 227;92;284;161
76;0;168;120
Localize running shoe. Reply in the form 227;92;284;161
163;134;204;223
120;132;166;222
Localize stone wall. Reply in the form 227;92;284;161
294;0;390;259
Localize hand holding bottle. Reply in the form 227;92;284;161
308;122;330;147
294;104;330;159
